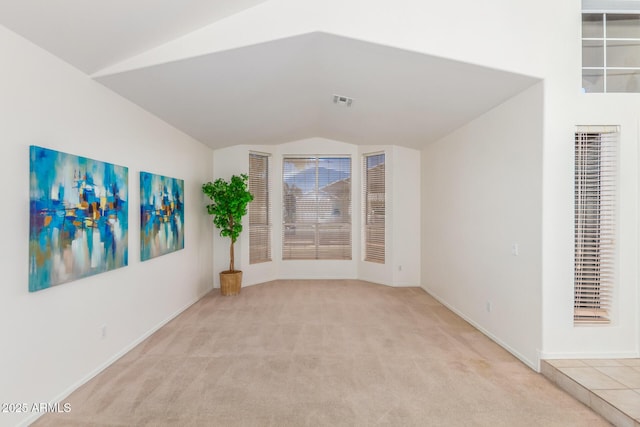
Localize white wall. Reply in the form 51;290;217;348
0;27;213;427
538;3;639;359
421;83;544;369
391;146;421;286
541;94;640;359
213;139;421;288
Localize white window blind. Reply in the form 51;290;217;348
282;157;351;260
574;126;618;324
363;153;385;263
249;153;271;264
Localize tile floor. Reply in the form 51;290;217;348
541;358;640;427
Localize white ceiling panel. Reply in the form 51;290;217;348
96;33;540;149
0;0;268;73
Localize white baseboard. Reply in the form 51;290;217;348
539;350;639;360
276;274;359;281
19;291;209;427
391;282;419;288
421;285;539;372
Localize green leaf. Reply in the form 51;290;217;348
202;174;254;271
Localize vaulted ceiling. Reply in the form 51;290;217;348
0;1;540;150
0;0;269;74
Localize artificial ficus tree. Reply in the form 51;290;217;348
202;174;253;272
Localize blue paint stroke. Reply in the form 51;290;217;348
29;146;129;292
139;171;184;262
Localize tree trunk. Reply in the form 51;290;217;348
229;216;235;272
229;239;235;272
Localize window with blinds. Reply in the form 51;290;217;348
363;153;385;263
282;157;351;260
249;153;271;264
574;126;618;324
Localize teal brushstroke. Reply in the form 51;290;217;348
29;146;129;292
139;171;184;262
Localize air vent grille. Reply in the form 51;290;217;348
333;94;354;107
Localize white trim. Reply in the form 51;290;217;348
249;149;272;157
281;153;353;159
362;150;385;157
575;125;620;133
583;37;640;41
583;67;640;69
539;350;639;359
583;9;640;13
276;273;358;280
421;285;539;372
19;292;209;427
583;0;640;12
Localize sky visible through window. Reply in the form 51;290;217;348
283;158;351;192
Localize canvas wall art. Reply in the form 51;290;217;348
29;146;129;292
140;171;184;261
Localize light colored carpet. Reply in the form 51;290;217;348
33;280;608;426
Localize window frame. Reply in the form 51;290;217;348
363;152;386;264
248;152;272;264
574;125;618;324
582;11;640;93
282;155;352;261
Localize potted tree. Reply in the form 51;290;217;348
202;174;253;296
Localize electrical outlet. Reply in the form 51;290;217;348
101;325;107;339
486;302;492;313
511;243;519;256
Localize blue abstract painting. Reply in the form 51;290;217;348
140;171;184;262
29;146;129;292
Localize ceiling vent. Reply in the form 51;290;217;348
333;94;354;107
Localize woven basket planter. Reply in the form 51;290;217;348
220;270;242;296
